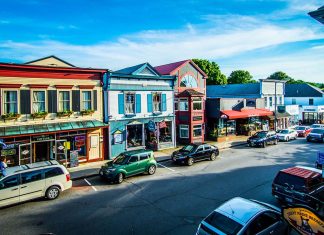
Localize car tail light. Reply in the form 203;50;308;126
66;174;71;181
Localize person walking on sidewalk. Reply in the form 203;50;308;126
0;156;7;177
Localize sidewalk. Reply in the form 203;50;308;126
69;137;248;180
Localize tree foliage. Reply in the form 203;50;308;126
192;59;227;85
227;70;256;84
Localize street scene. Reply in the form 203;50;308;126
0;1;324;235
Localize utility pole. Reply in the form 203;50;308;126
274;81;277;131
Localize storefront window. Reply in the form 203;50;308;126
32;91;46;113
174;98;178;111
226;121;236;135
193;98;202;110
153;93;161;112
303;112;318;124
59;91;70;112
179;98;188;111
127;124;143;148
193;124;202;137
159;121;172;143
125;93;135;114
69;135;87;159
82;91;92;110
179;125;189;138
4;91;18;114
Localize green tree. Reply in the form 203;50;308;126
267;71;294;83
227;70;256;84
192;59;227;85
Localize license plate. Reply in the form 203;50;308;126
285;197;293;203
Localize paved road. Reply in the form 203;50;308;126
1;138;322;235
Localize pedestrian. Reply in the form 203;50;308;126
0;156;7;177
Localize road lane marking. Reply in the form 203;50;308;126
84;178;98;191
157;163;175;172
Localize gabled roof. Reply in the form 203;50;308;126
285;84;324;97
178;89;205;97
25;55;75;67
154;59;207;78
207;83;260;98
115;63;160;76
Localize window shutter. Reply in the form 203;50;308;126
147;94;152;112
47;90;57;113
72;90;80;112
20;90;31;114
118;94;124;114
162;94;167;111
93;90;97;111
135;94;141;113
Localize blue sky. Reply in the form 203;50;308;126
0;0;323;82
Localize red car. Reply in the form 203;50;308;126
295;126;311;137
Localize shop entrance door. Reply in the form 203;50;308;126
19;144;32;165
55;140;67;166
89;134;100;160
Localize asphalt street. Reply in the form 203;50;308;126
0;138;322;235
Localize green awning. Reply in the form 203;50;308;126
0;120;108;137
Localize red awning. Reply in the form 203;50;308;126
221;109;273;120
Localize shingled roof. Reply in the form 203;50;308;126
155;60;207;78
285;84;324;97
207;83;260;98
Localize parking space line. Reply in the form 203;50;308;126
84;178;98;191
157;163;175;172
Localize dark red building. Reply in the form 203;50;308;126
155;60;207;144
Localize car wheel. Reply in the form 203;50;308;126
46;186;60;200
210;153;217;161
187;158;194;166
116;173;124;184
286;137;289;142
148;165;156;175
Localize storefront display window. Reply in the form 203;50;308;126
4;91;18;114
180;125;189;138
226;121;236;135
179;98;188;111
125;93;135;114
303;112;318;125
193;98;202;110
159;121;172;143
193;124;202;137
127;124;143;148
32;91;46;113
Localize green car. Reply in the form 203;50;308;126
99;149;157;184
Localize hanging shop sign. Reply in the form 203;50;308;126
283;206;324;235
159;121;167;129
113;130;123;144
75;136;86;147
32;135;54;142
277;105;286;113
147;120;156;132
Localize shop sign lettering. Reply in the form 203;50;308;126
32;135;54;142
1;149;16;156
283;207;324;235
75;136;86;147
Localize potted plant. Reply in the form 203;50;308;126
1;113;21;121
56;110;73;117
80;109;95;116
31;111;48;120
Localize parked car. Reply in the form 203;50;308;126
99;149;157;184
310;124;324;129
295;126;311;137
306;128;324;142
276;129;298;142
196;197;288;235
171;143;219;166
272;166;323;213
0;160;72;207
247;131;278;148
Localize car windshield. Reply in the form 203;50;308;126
296;126;306;130
253;132;267;138
112;154;128;165
311;129;324;134
311;124;320;128
181;145;197;152
278;130;289;134
204;211;243;235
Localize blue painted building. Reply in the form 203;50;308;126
103;63;177;158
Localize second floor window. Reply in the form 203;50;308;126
153;93;161;112
82;91;92;110
292;98;296;105
264;97;268;107
269;97;273;107
309;98;314;105
59;91;70;112
179;98;188;111
32;91;45;113
4;91;18;114
193;97;202;110
125;93;135;114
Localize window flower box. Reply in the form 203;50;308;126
56;110;73;117
31;111;48;120
80;109;95;116
1;113;21;122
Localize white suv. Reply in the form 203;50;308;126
0;160;72;207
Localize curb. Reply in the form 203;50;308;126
71;141;247;180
